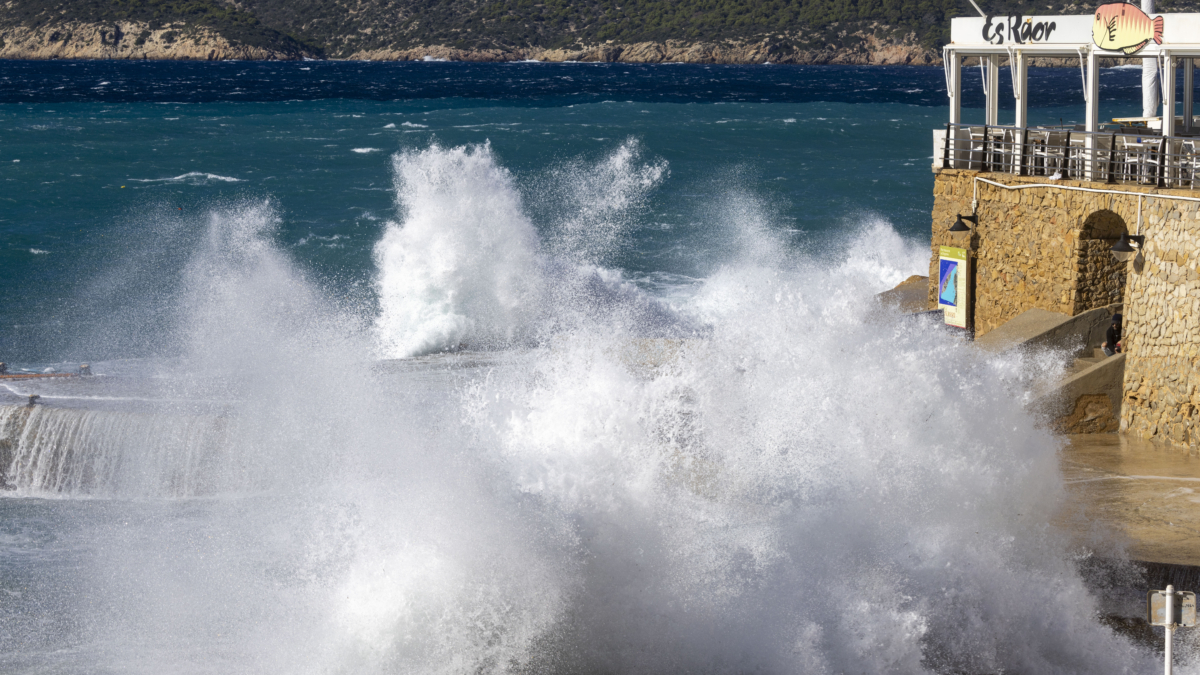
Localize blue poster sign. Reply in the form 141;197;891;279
939;259;958;307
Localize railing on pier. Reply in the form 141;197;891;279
936;123;1200;189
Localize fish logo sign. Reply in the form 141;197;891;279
1093;2;1164;55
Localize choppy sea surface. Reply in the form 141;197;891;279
0;61;1171;674
2;61;1151;362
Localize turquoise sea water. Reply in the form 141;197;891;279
1;61;1138;362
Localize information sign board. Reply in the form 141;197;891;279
938;246;970;329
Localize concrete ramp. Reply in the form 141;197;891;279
1035;352;1126;433
975;303;1121;357
975;303;1125;432
974;308;1072;353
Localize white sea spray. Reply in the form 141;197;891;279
0;142;1157;675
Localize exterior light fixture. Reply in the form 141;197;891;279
1110;234;1145;262
949;214;978;232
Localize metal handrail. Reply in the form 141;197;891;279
940;123;1200;189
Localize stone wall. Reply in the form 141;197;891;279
929;170;1129;335
1074;210;1130;313
1119;201;1200;448
930;168;1200;448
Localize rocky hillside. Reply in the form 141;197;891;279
0;20;309;60
344;24;941;65
0;0;316;59
7;0;1200;63
231;0;955;62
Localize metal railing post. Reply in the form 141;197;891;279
1018;128;1027;176
1063;131;1072;178
943;123;952;169
1166;585;1175;675
1108;132;1117;183
1159;137;1168;188
982;125;991;173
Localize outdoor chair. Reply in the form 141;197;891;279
1032;131;1068;176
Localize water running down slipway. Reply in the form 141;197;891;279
0;136;1167;674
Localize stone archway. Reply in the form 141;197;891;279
1074;209;1129;313
1081;209;1128;239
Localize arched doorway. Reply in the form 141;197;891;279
1075;209;1129;313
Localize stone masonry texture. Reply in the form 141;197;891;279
930;170;1129;334
1120;200;1200;448
930;169;1199;448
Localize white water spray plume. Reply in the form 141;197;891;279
373;142;546;357
0;140;1160;675
373;141;682;358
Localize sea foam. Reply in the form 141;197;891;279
129;172;243;185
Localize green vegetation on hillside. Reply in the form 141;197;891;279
213;0;1200;57
234;0;966;56
12;0;1200;59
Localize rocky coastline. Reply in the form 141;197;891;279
346;33;940;66
0;20;940;64
1;18;1116;67
0;21;306;61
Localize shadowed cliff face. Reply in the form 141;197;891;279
0;24;936;63
0;21;312;60
344;33;939;65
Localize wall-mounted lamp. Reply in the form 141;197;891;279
949;214;978;232
1110;234;1145;262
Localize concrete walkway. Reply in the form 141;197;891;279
1062;434;1200;566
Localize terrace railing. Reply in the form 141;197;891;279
936;123;1200;189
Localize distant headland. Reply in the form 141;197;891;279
13;0;1191;65
0;21;938;64
0;0;1103;64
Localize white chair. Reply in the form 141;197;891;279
998;129;1017;173
1066;135;1089;178
1118;137;1154;183
1165;139;1197;188
968;126;987;170
1033;131;1068;176
1135;139;1171;185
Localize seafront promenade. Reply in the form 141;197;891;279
1063;434;1200;566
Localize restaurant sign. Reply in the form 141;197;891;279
1093;2;1163;54
951;11;1200;50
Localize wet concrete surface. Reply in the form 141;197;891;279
1063;433;1200;566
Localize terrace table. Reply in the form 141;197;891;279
1112;116;1160;128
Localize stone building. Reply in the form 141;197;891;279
929;168;1200;448
929;9;1200;448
